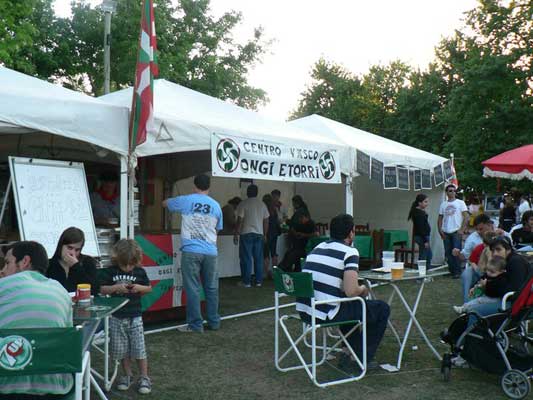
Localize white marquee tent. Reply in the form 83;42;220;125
289;115;448;264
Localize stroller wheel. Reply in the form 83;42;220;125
501;369;530;400
441;353;452;382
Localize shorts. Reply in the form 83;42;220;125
109;316;147;360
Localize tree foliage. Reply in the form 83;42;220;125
2;0;269;109
293;0;533;192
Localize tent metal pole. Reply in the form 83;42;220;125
345;174;353;215
0;177;11;230
119;156;128;239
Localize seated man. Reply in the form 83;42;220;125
512;210;533;248
296;214;390;370
0;241;73;399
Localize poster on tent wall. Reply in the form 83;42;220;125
356;150;371;177
397;167;410;190
371;158;383;183
443;160;453;180
434;164;445;186
211;133;341;183
414;169;422;191
421;169;432;189
384;166;398;189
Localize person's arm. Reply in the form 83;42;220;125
233;216;242;245
459;211;469;235
437;214;444;239
343;270;368;297
263;218;269;241
162;199;169;208
71;256;99;295
100;283;130;295
130;267;152;294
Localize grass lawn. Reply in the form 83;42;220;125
94;273;513;400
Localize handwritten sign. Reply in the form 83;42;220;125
356;150;371;177
9;157;100;257
443;159;453;180
434;164;444;187
421;169;432;189
384;166;398;189
398;167;410;190
371;158;384;183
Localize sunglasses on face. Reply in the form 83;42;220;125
447;190;455;193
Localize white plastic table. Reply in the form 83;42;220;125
359;266;449;369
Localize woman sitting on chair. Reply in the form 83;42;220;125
47;227;99;295
408;193;432;268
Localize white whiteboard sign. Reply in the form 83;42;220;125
9;157;100;258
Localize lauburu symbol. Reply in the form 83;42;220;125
319;152;336;180
216;139;240;173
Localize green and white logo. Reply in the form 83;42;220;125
318;151;336;180
216;138;240;173
282;274;294;293
0;336;33;371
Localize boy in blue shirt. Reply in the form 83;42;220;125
163;174;223;332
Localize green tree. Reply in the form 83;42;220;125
58;0;269;108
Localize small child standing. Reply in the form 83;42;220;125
453;256;508;314
99;239;153;394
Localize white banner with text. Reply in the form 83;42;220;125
211;133;341;183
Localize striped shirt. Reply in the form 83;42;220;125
296;240;359;320
0;271;73;395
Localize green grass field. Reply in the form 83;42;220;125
95;274;514;400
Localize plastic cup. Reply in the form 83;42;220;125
391;262;404;279
382;251;395;259
76;283;91;303
417;260;427;276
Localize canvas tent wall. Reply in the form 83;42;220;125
0;67;131;237
289;115;448;265
99;79;351;174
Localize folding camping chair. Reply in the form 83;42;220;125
273;267;367;387
0;327;90;400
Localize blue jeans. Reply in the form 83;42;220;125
181;252;220;331
239;233;264;285
301;299;390;362
443;232;462;276
467;297;509;326
461;265;481;303
414;235;432;267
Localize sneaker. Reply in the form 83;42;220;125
177;325;203;333
453;305;465;314
137;376;152;395
237;281;251;288
451;355;468;368
117;375;132;391
92;330;105;346
255;283;262;287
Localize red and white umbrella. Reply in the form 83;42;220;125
482;144;533;181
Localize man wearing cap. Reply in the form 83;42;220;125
0;241;73;399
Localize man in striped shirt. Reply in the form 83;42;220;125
0;241;73;399
296;214;390;368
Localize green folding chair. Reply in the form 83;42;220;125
0;327;90;400
273;267;367;387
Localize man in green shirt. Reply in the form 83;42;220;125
0;241;73;399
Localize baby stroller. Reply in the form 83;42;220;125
440;275;533;399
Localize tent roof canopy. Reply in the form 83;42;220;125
0;67;129;155
100;79;351;174
289;114;447;171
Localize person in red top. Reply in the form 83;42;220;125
90;171;120;225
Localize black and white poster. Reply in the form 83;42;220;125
371;158;384;183
384;166;398;189
434;164;444;187
421;169;432;189
414;169;422;191
443;159;453;180
356;150;371;177
397;167;410;190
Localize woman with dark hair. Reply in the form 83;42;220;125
289;195;309;227
465;236;530;318
408;193;432;267
47;227;99;294
262;194;280;278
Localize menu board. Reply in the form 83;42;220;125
356;150;371;176
384;166;398;189
414;169;422;191
421;169;432;189
371;158;384;183
443;160;453;180
397;167;410;190
434;164;444;186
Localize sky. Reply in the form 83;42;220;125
54;0;479;121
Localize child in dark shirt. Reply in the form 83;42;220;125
453;256;507;314
99;239;152;394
